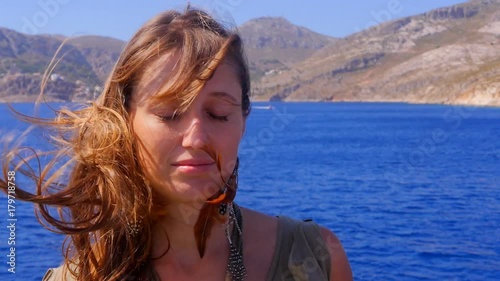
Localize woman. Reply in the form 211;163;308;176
1;7;352;281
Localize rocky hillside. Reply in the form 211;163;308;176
0;16;335;102
238;17;337;81
0;0;498;106
66;35;124;83
0;29;124;102
253;0;500;106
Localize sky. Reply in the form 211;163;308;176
0;0;469;41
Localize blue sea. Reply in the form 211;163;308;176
0;102;499;281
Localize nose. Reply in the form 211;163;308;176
182;117;209;149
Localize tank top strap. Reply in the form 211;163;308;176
265;216;331;281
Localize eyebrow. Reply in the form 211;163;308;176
209;91;241;105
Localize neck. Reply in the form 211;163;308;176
151;201;229;261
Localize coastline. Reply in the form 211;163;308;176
2;97;499;108
249;98;500;108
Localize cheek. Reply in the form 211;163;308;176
218;123;244;173
217;120;243;143
132;115;177;166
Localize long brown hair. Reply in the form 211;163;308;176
0;6;250;280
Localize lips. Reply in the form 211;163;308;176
171;159;215;166
171;159;215;174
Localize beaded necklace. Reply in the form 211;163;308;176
225;203;247;280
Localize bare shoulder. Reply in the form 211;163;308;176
318;226;353;281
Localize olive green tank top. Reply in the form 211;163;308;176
43;215;331;281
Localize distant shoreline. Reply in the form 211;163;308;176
1;99;499;108
250;99;500;108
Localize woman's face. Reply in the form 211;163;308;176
129;53;245;204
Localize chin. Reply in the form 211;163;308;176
155;177;223;203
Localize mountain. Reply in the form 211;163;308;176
0;29;124;102
253;0;500;106
66;36;124;83
238;17;337;81
0;16;334;102
0;0;499;106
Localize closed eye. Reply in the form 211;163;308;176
208;112;228;121
157;111;180;121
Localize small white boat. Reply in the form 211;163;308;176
253;105;274;110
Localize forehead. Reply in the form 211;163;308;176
132;53;179;104
132;52;241;106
